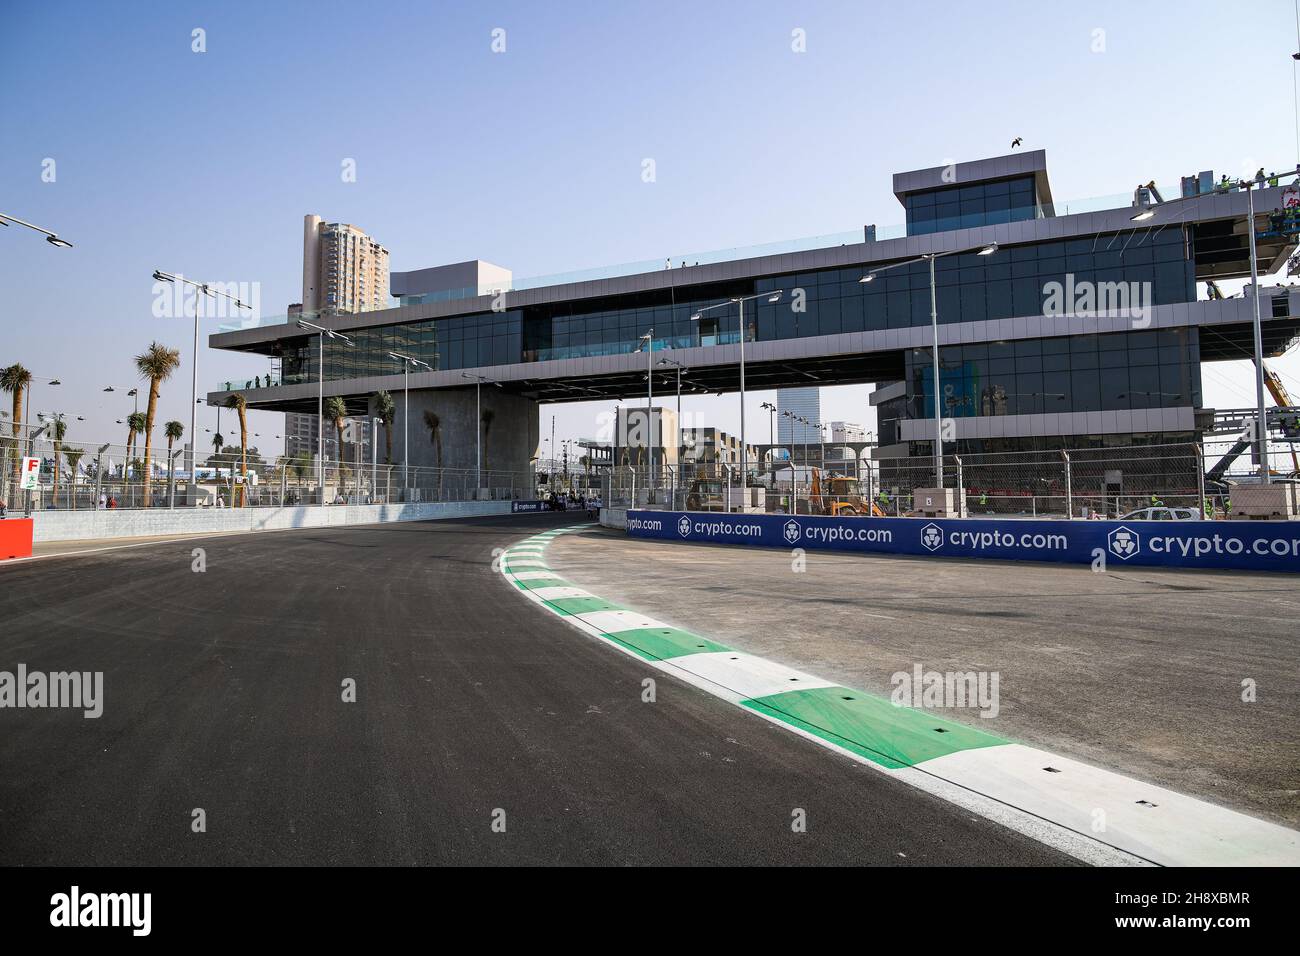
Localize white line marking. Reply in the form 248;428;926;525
669;651;838;701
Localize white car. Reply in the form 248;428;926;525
1118;506;1200;521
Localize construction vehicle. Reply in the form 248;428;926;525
685;477;727;512
807;468;884;517
1207;360;1300;483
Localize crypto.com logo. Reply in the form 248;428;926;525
783;519;801;545
1107;525;1141;560
677;515;692;538
921;523;944;551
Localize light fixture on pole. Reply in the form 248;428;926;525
690;290;783;491
0;212;73;248
860;244;997;486
461;372;502;492
371;416;383;502
154;270;252;504
388;351;432;496
299;319;353;499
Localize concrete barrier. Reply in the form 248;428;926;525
30;500;514;543
599;507;628;530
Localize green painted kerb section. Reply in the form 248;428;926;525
742;686;1008;769
602;626;732;662
545;596;623;616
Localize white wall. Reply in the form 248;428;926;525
599;507;628;530
32;500;512;543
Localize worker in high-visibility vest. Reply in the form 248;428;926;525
979;491;988;508
1203;497;1214;519
1150;494;1163;507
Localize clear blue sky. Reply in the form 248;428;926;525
3;0;1300;457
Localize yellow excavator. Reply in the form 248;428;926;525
808;468;885;516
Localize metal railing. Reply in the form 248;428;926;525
600;441;1271;521
0;425;567;513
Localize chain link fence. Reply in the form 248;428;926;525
600;441;1282;520
0;423;560;513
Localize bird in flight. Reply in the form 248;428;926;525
1011;137;1023;148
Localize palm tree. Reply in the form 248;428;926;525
126;411;146;470
480;408;495;477
1;363;32;497
48;413;66;507
224;394;248;507
63;447;85;510
135;342;182;506
423;410;442;497
374;390;395;464
164;420;184;501
324;395;348;477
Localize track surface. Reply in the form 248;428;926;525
0;514;1070;865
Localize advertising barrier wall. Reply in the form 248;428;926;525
625;510;1300;573
511;500;547;513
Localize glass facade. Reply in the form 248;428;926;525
904;328;1202;420
281;313;521;386
278;227;1195;387
905;175;1040;236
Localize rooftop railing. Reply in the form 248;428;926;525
218;183;1199;333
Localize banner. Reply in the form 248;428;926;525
511;500;547;513
19;457;40;491
625;510;1300;573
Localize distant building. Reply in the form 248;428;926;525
301;214;390;315
285;411;371;465
288;216;391;458
612;406;679;478
777;387;821;444
680;427;756;470
391;260;513;306
830;421;867;443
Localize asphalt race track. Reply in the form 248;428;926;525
0;514;1071;866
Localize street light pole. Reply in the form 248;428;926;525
760;401;776;474
636;329;654;492
300;320;353;501
861;244;996;489
154;270;251;505
371;417;381;502
461;372;501;493
929;254;942;487
691;290;784;493
1245;182;1272;483
658;357;686;480
388;352;432;499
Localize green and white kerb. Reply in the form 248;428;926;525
501;526;1300;867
